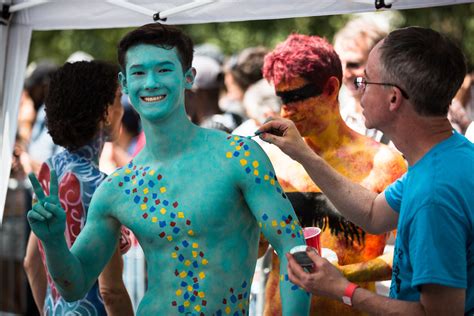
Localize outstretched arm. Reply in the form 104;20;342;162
235;137;310;315
257;118;399;234
27;170;120;301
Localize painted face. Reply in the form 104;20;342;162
276;77;330;137
105;86;124;141
120;44;193;121
335;38;369;98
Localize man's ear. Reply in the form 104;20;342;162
323;76;340;100
118;72;128;94
388;87;403;112
184;67;196;90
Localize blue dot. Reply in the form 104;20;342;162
170;212;176;218
125;189;130;195
163;200;169;206
179;254;184;262
286;228;291;234
138;179;144;186
190;295;196;302
233;151;240;157
262;214;268;221
144;166;150;171
291;285;299;291
243;145;249;150
124;176;130;182
182;240;189;247
230;295;237;303
255;178;261;184
245;167;251;174
216;311;222;316
184;292;189;299
148;180;155;187
178;306;184;313
269;171;274;177
188;271;194;277
277;187;282;193
244;292;248;298
133;196;140;204
173;227;180;234
284;274;289;281
152;193;158;199
150;206;156;212
181;281;187;287
193;283;199;289
234;312;239;316
242;281;247;288
159;221;166;228
193;261;199;268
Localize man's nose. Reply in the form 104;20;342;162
144;73;160;90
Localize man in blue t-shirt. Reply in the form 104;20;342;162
257;26;474;315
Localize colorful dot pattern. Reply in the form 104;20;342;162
259;213;303;239
108;162;209;314
215;281;250;316
225;135;287;200
280;274;301;291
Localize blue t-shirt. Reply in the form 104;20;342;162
385;131;474;314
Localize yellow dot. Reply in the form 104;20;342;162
125;169;131;174
252;161;259;168
264;175;269;180
192;243;198;248
113;172;119;177
192;251;198;258
240;159;247;166
230;141;235;146
244;151;250;157
176;289;182;296
258;222;262;228
149;170;155;175
199;272;206;279
202;259;208;265
226;152;232;158
132;180;137;185
160;208;167;215
272;220;277;227
171;252;177;258
141;204;147;210
188;230;194;236
151;217;157;223
280;221;286;227
143;188;149;194
184;301;190;307
185;260;191;266
270;179;275;185
253;170;259;176
180;271;187;278
238;303;243;309
280;274;284;281
187;285;193;292
291;225;295;230
167;235;173;241
178;212;184;218
160;187;166;193
194;305;201;312
225;306;231;314
236;146;241;150
234;136;239;141
198;292;205;298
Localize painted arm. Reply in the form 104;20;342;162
258;118;399;234
24;232;46;315
287;249;465;315
336;252;393;282
27;169;121;301
235;138;310;315
98;246;133;316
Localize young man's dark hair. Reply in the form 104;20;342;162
380;26;466;116
117;23;194;73
45;61;119;151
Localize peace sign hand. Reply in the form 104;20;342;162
27;169;66;242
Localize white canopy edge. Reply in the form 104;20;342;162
9;0;474;30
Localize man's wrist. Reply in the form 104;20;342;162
342;282;360;306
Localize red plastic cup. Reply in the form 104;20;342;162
303;227;321;255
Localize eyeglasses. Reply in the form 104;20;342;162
276;84;323;105
354;77;409;99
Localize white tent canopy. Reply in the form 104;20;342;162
1;0;473;222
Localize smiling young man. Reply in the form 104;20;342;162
26;23;310;315
258;34;406;316
258;27;473;315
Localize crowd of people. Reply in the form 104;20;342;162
1;13;473;316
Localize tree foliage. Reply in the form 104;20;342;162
28;3;474;68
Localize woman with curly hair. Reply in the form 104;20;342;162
23;61;133;316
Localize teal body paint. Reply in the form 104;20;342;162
28;31;310;315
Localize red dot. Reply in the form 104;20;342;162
173;201;178;208
172;301;177;306
186;220;191;225
202;300;207;306
193;277;198;283
159;232;166;238
222;299;227;304
170;222;176;227
158;174;163;180
143;197;148;202
155;199;161;205
175;269;179;276
119;182;123;187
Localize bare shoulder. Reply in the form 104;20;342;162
371;144;407;187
